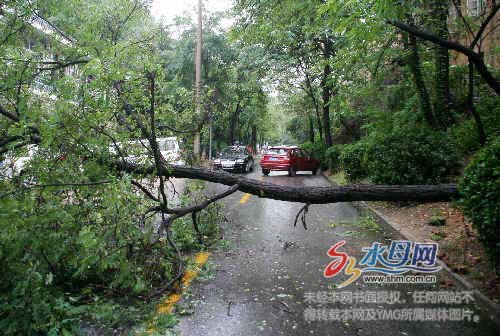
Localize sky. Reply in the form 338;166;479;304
149;0;234;25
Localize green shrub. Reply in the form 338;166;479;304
0;171;224;334
366;127;458;184
339;141;369;181
478;94;500;138
459;139;500;261
448;119;481;155
324;145;343;172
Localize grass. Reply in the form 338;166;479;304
217;238;232;251
327;170;348;186
428;216;446;226
336;230;358;237
354;214;382;232
329;215;382;238
430;232;444;241
197;260;216;281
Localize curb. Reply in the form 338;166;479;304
320;171;500;317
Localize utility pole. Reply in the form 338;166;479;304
193;0;202;158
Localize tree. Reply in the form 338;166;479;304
430;0;454;127
233;0;336;148
388;6;500;95
387;2;499;143
193;0;203;158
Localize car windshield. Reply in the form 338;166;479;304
267;148;288;155
220;147;244;156
160;140;176;151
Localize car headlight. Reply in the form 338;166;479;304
213;159;221;164
236;159;244;163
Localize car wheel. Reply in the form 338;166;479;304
262;168;270;176
312;167;318;175
288;166;296;177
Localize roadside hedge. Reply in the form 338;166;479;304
365;127;458;185
339;141;369;182
324;145;343;172
459;138;500;262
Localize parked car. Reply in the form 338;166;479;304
260;146;319;176
158;137;183;164
213;146;254;173
0;144;39;178
0;144;69;182
109;137;184;165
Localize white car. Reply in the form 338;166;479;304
0;144;39;178
159;137;183;164
109;137;183;165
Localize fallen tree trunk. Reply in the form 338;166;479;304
117;161;460;204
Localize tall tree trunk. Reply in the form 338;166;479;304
229;102;241;145
193;0;203;157
245;123;251;146
467;59;487;145
405;32;438;128
308;115;315;143
314;105;323;141
304;71;323;140
431;0;454;127
321;39;333;148
251;125;257;153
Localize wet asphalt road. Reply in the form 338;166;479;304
176;164;498;336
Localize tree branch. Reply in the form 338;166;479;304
471;4;500;49
451;0;474;39
0;135;22;147
388;19;500;94
0;140;28;155
388;20;470;54
116;161;460;204
1;180;113;199
0;103;20;122
36;58;90;72
150;183;240;216
131;179;159;202
294;203;310;230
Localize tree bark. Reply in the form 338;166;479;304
431;0;454;127
116;161;460;204
193;0;203;157
304;70;323;140
405;33;437;127
229;101;241;144
467;59;487;145
321;38;334;148
251;125;257;152
308;115;315;143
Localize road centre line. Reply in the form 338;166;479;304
148;252;211;332
239;175;264;204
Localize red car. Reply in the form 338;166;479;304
260;146;320;176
